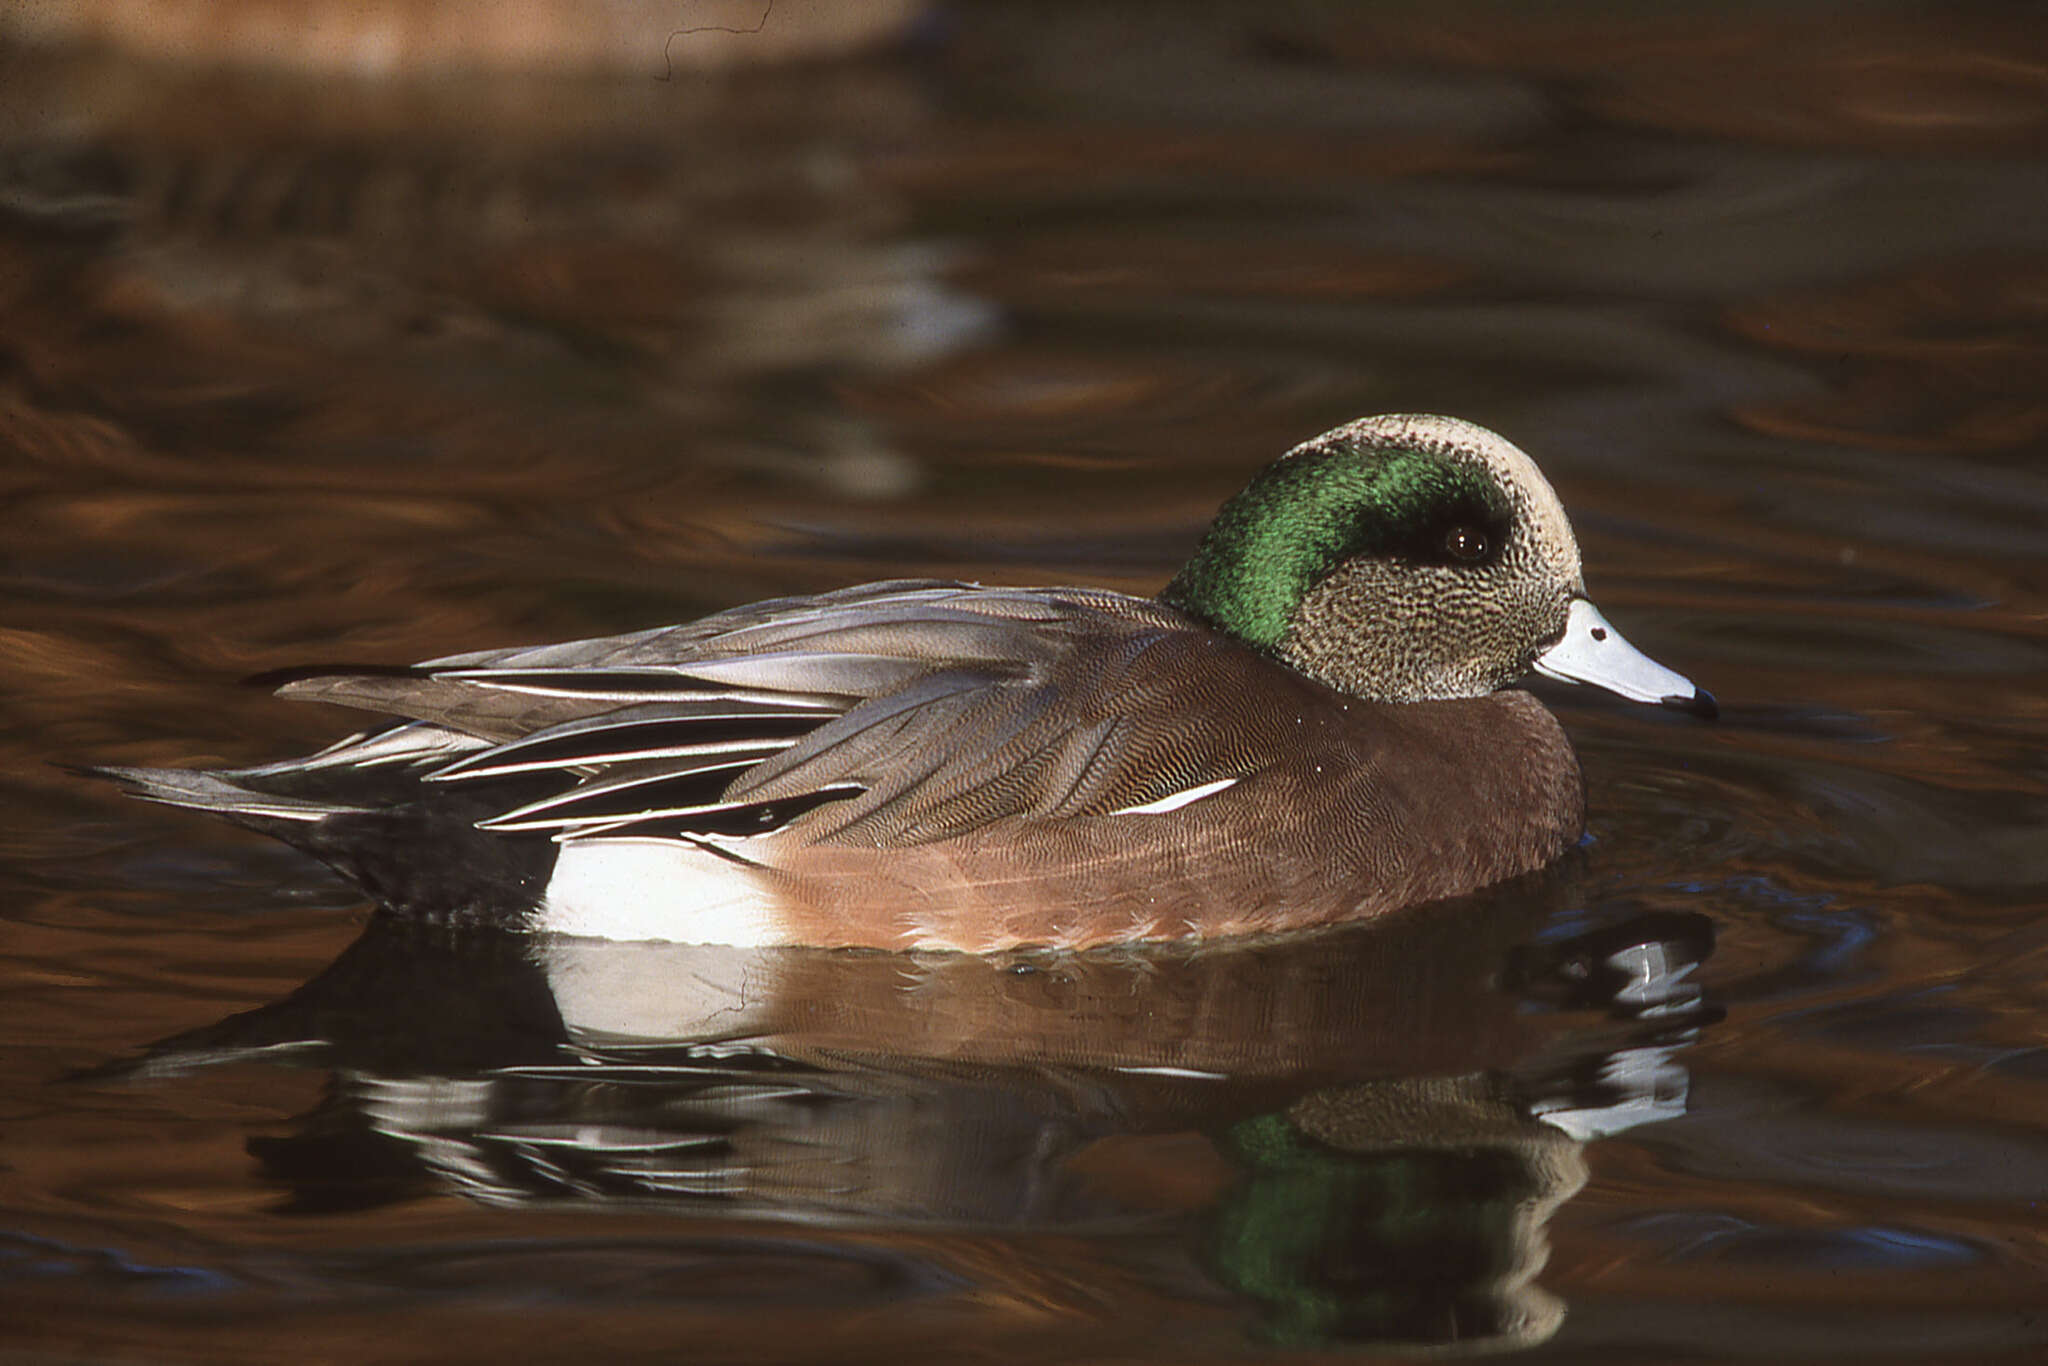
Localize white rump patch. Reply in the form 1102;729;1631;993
538;840;786;945
1111;775;1238;816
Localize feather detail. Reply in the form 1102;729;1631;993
426;705;823;783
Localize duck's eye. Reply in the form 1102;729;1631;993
1444;525;1490;562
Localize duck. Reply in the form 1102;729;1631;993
93;414;1713;952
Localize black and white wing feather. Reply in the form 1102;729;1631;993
93;580;1227;875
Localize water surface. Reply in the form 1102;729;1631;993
3;3;2046;1361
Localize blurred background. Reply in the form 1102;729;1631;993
2;2;2046;1362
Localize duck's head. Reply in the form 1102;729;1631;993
1161;414;1714;715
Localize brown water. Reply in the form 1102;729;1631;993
4;4;2048;1361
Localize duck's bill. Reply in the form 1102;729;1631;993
1533;598;1717;719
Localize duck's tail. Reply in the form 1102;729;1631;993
77;758;559;927
81;764;367;828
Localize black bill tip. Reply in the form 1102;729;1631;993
1660;687;1718;721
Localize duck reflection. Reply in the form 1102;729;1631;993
103;896;1716;1353
1205;913;1715;1349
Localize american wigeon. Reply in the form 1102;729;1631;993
95;414;1712;951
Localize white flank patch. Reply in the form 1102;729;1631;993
1111;775;1239;816
538;840;786;946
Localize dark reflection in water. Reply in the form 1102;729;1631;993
88;898;1715;1354
5;1;2048;1362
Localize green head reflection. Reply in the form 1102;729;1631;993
1205;1077;1585;1351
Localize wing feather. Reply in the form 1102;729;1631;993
426;704;820;782
253;582;1209;848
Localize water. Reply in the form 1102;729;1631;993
4;3;2047;1360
